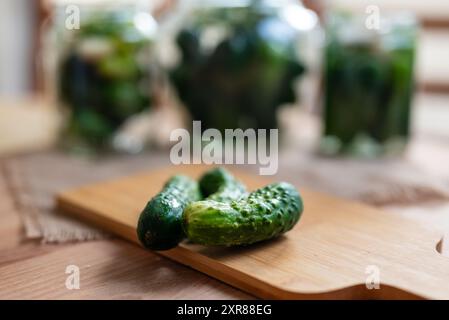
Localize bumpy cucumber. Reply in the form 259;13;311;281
199;168;247;202
137;175;201;251
183;182;303;246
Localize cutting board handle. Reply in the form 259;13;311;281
381;250;449;300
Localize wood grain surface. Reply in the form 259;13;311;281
1;94;448;300
0;168;253;300
57;165;449;300
0;240;252;300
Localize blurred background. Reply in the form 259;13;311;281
1;0;448;157
1;0;449;247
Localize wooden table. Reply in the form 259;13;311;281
0;93;448;300
0;98;253;299
0;168;253;299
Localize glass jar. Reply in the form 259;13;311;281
158;0;319;133
50;0;158;154
321;12;417;157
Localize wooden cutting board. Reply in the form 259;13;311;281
56;165;449;299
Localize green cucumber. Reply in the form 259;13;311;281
183;182;303;246
199;167;247;202
137;175;201;251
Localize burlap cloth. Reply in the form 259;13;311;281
4;151;170;242
4;149;449;244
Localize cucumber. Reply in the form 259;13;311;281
137;175;201;251
199;167;247;202
183;182;303;246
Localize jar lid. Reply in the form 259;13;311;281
177;0;302;8
45;0;161;10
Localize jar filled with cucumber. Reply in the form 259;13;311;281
321;12;417;157
157;0;319;133
52;0;158;154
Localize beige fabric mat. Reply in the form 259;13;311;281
4;151;170;243
4;150;449;243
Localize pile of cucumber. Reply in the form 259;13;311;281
137;168;303;251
